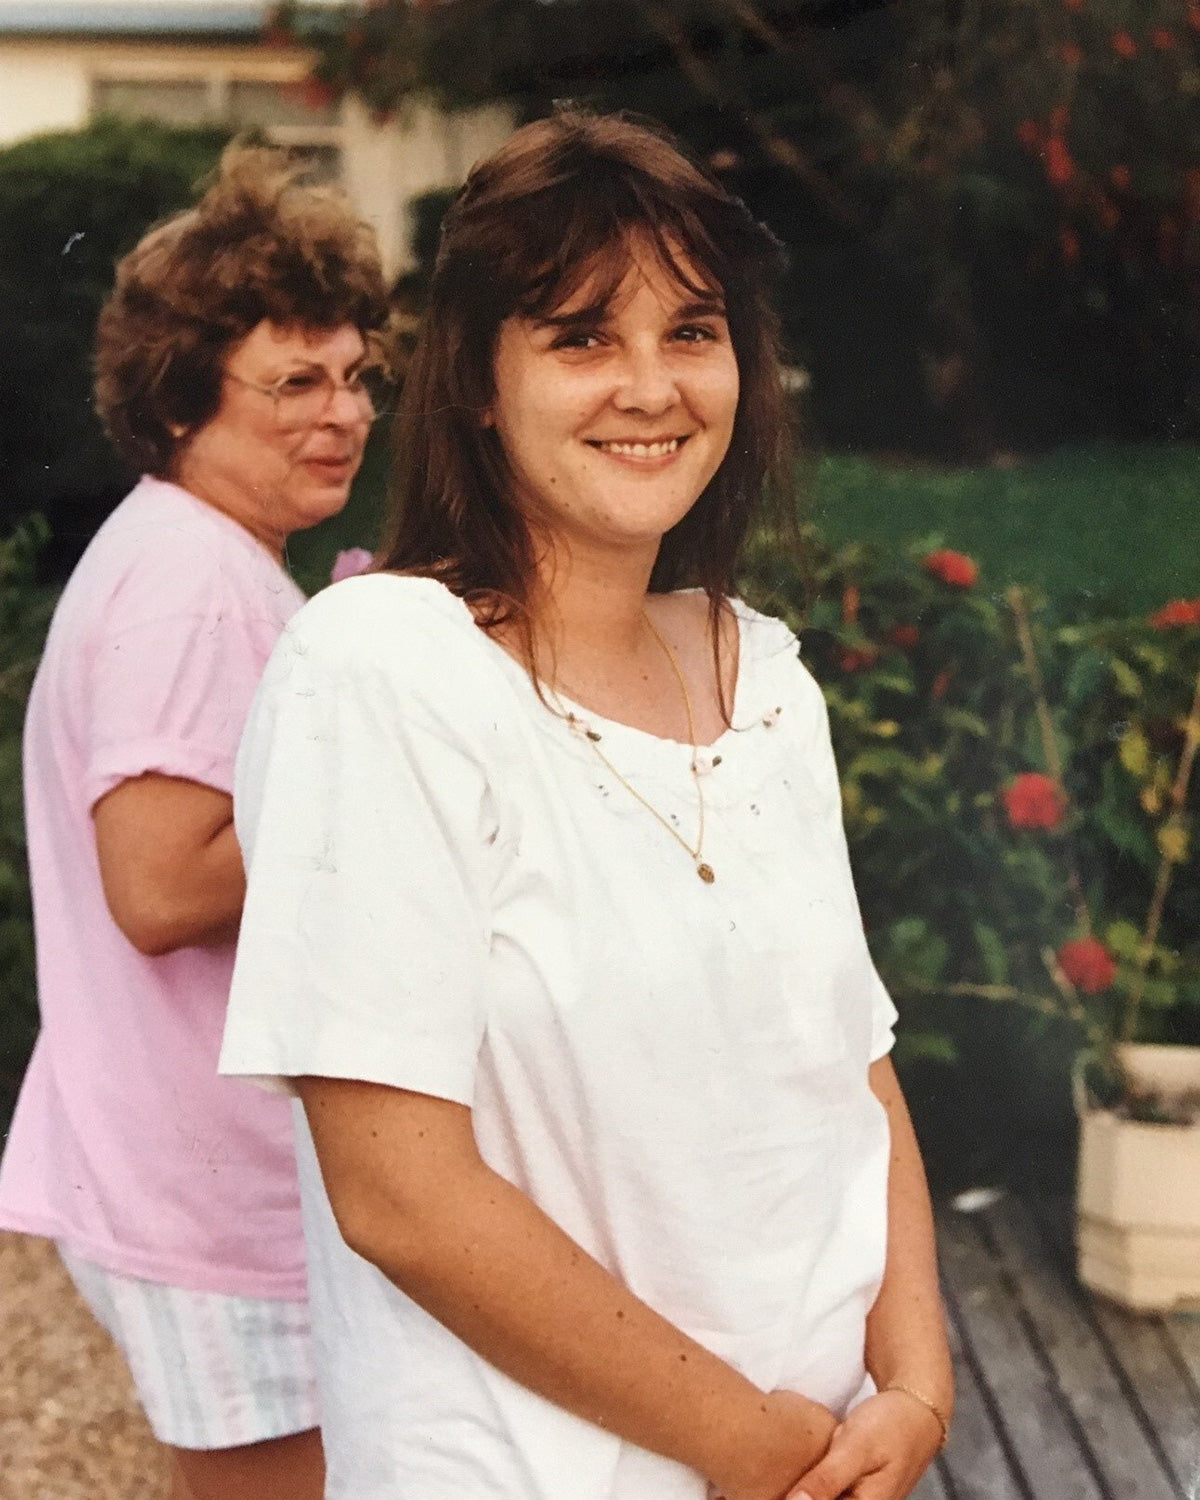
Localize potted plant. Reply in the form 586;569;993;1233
966;586;1200;1312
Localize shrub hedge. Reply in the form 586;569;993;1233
0;118;229;570
0;520;57;1127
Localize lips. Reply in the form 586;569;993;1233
305;454;357;476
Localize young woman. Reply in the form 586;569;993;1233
220;110;953;1500
0;145;390;1500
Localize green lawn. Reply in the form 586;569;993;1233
808;443;1200;614
287;440;1200;613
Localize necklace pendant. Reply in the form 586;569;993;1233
696;861;716;884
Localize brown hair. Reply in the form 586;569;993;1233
94;142;389;476
379;108;791;657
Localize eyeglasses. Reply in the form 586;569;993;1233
225;363;393;432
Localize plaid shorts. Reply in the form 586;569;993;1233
58;1246;320;1450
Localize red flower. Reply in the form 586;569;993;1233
1111;30;1138;58
1191;5;1200;30
888;624;921;651
1060;227;1081;264
1057;937;1118;994
1003;772;1068;830
923;549;979;588
1016;119;1041;150
1061;41;1084;66
1152;28;1177;49
931;668;953;700
1110;164;1132;192
1044;136;1075;187
839;646;879;673
842;583;861;625
1149;598;1200;628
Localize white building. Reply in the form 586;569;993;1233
0;0;511;272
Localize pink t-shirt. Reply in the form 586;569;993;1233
0;477;308;1297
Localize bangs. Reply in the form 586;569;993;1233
499;176;728;325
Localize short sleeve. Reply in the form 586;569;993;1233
788;643;899;1062
84;608;278;808
219;581;498;1103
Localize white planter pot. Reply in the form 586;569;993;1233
1075;1043;1200;1312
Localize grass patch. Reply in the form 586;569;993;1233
284;439;1199;613
807;443;1200;613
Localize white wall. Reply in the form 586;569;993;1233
0;43;91;141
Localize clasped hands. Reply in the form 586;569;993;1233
714;1386;945;1500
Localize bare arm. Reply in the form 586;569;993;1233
863;1055;953;1416
92;774;245;956
788;1057;953;1500
297;1076;837;1500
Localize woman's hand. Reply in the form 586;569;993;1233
712;1390;838;1500
783;1390;943;1500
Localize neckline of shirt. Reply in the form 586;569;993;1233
381;574;793;799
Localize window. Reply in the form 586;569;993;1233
90;76;342;177
228;80;340;131
92;78;213;128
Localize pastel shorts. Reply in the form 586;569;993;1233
57;1245;320;1450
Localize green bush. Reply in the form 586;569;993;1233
0;520;58;1127
739;527;1200;1185
0;118;229;566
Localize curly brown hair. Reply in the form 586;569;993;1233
94;142;389;476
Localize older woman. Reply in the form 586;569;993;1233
220;111;952;1500
0;145;389;1500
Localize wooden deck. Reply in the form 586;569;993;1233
911;1193;1200;1500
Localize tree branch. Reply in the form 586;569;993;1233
642;1;865;227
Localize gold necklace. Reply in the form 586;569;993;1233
557;610;716;884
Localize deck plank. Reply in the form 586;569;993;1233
1162;1316;1200;1390
1024;1197;1200;1497
981;1196;1182;1500
909;1459;952;1500
935;1204;1102;1500
937;1275;1027;1500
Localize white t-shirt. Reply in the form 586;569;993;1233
220;573;898;1500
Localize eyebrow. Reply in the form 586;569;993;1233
533;294;728;331
276;352;370;376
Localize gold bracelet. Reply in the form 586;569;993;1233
883;1382;950;1448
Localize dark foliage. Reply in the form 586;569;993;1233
0;118;229;575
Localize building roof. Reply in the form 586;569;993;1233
0;2;275;38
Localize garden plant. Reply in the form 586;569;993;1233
739;522;1200;1141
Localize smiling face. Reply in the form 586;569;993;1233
174;321;372;558
486;244;740;568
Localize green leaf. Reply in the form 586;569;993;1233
1065;649;1108;704
1105;920;1143;960
1110;658;1143;698
1118;726;1151;780
973;922;1010;985
894;1030;958;1065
